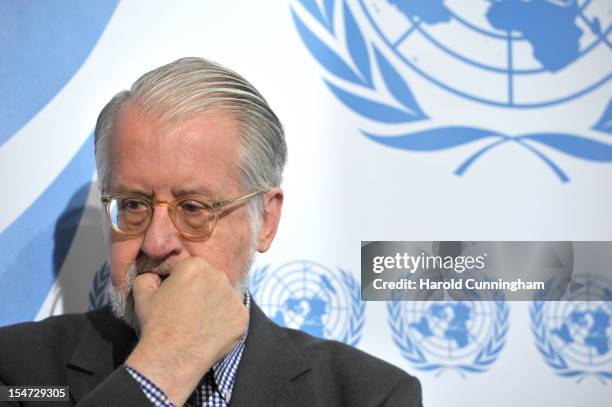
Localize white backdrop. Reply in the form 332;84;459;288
1;1;611;406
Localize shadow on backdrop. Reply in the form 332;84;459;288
49;181;108;315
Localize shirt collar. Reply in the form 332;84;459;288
209;292;250;402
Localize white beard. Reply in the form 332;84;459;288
107;263;139;330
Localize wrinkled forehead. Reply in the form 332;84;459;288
109;101;242;196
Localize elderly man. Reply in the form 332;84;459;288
0;58;422;406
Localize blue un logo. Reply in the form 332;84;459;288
388;300;509;376
250;260;365;346
531;274;612;382
291;0;612;181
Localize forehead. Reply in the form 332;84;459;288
109;101;241;196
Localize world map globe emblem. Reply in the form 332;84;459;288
532;274;612;379
406;302;493;358
388;299;509;375
250;260;365;345
292;0;612;180
361;0;611;107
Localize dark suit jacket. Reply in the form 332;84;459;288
0;301;422;406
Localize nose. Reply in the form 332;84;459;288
140;203;182;261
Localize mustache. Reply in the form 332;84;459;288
133;256;180;279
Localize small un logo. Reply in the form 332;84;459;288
250;260;365;346
531;274;612;383
291;0;612;181
388;300;509;376
89;262;111;310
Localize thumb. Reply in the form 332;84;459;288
132;272;161;313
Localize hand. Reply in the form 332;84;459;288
125;257;249;406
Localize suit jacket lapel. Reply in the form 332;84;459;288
230;301;312;407
65;308;137;403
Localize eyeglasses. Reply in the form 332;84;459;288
101;190;263;239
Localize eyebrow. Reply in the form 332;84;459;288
172;187;217;198
110;185;154;198
108;185;217;198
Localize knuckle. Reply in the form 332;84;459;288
175;257;206;278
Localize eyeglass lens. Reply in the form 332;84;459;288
106;196;217;237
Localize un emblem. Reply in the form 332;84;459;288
531;274;612;383
89;262;111;310
291;0;612;182
250;260;365;346
388;300;509;376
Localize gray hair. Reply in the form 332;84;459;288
94;57;287;236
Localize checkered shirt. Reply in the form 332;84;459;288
126;293;250;407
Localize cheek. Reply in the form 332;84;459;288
217;213;255;282
109;238;141;288
186;211;253;284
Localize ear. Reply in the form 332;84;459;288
256;187;283;253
